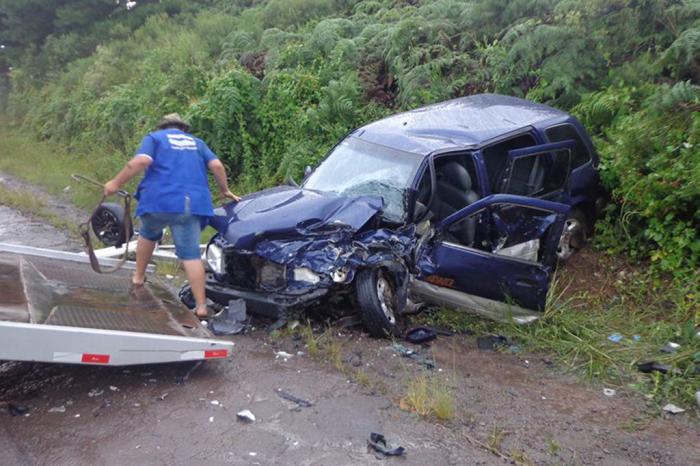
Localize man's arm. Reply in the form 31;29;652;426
104;156;152;196
208;159;240;201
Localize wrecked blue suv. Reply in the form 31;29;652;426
200;94;603;337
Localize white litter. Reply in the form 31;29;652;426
210;400;220;406
209;416;214;422
603;388;616;397
88;388;104;397
275;351;293;360
236;409;256;423
49;406;66;413
109;386;119;392
662;403;685;414
249;452;257;457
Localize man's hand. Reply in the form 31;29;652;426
221;190;241;202
104;179;121;196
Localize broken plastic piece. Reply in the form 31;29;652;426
236;409;256;423
210;299;247;336
8;403;29;417
275;388;313;408
405;326;437;344
660;342;681;353
367;432;405;457
636;361;671;374
662;403;685;414
607;333;623;343
603;388;616;397
391;343;435;369
477;334;509;350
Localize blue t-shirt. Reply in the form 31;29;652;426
134;129;218;217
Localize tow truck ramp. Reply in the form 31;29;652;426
0;243;233;366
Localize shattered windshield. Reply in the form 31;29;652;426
303;136;423;223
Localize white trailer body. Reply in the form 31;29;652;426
0;243;233;366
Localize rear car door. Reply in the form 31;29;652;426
413;194;569;323
498;141;574;204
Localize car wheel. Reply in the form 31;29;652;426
355;268;402;338
557;209;587;261
178;284;196;309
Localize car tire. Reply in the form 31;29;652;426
355;268;402;338
557;209;587;261
178;284;196;309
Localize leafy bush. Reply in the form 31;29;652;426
2;0;700;275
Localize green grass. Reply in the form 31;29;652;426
0;129;129;211
0;183;79;236
400;371;455;421
417;267;700;410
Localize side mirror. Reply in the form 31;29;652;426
304;165;312;177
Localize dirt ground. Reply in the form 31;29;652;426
1;176;699;466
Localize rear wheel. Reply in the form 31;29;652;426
557;209;587;261
355;268;402;338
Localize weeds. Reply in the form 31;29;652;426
0;183;78;236
399;371;454;421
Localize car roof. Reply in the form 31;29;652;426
351;93;571;155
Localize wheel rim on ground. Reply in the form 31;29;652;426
375;272;396;325
557;217;583;260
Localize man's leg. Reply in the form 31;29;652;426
171;214;208;317
133;236;157;285
181;259;207;314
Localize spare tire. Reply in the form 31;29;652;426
355;268;403;338
91;202;133;247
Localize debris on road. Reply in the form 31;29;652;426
477;334;509;350
603;388;616;397
637;361;671;374
210;299;247;336
8;403;29;417
391;343;436;369
109;386;119;392
660;342;681;353
275;351;294;361
88;388;104;397
367;432;405;457
275;388;313;408
607;333;623;344
210;400;220;406
236;409;256;423
662;403;685;414
48;405;66;413
405;326;437;344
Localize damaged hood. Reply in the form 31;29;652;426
210;186;384;249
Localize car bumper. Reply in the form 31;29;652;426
205;278;329;319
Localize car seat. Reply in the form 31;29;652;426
436;162;479;245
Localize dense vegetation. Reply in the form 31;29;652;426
1;0;699;278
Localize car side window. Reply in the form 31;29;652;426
545;124;591;169
482;133;537;192
505;149;570;197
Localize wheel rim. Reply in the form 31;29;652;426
557;218;582;260
376;273;396;325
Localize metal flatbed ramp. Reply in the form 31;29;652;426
0;244;233;366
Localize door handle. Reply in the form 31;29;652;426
515;279;537;288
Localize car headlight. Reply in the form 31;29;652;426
206;244;224;274
292;267;320;284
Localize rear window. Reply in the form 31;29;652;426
545;124;591;168
506;149;570;196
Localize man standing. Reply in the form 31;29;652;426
104;113;238;319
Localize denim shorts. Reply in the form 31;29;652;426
139;213;202;260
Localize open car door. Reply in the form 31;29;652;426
413;194;569;323
498;140;574;203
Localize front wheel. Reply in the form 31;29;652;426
355;268;403;338
557;209;587;261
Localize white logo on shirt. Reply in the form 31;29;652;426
167;134;197;151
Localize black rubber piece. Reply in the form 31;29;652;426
355;268;400;338
405;326;438;344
